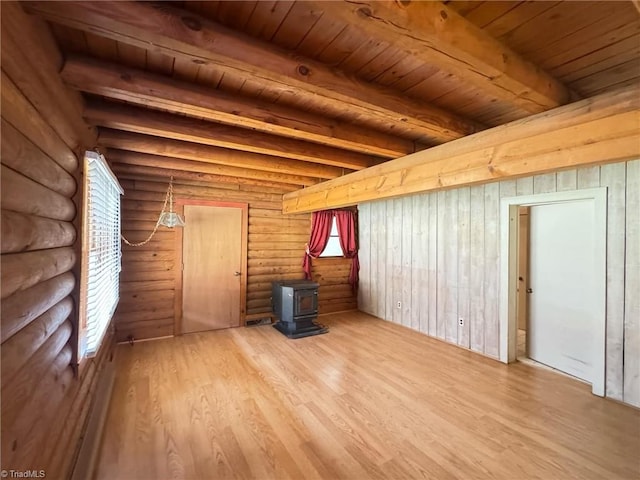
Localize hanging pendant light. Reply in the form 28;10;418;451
157;177;185;227
158;211;185;228
122;176;185;247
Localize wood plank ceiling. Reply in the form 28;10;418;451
25;0;640;193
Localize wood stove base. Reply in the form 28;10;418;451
273;320;328;339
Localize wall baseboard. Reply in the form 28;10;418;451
70;355;117;480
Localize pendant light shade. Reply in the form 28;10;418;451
158;211;185;228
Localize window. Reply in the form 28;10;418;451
319;216;342;257
79;151;123;359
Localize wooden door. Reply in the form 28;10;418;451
181;204;245;333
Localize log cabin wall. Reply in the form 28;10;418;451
0;2;114;477
357;160;640;408
115;177;356;342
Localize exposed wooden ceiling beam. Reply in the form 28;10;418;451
283;86;639;213
61;56;412;158
118;176;295;196
98;129;345;181
107;149;316;188
85;99;378;171
110;161;297;192
26;0;482;144
311;1;573;113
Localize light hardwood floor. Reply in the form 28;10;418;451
95;312;640;480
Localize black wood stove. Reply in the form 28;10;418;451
271;280;328;339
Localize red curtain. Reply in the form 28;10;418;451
335;210;359;291
302;210;334;280
303;209;360;291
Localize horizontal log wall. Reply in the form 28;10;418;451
115;177;356;342
1;3;112;478
358;160;640;408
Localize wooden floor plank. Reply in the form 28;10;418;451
96;312;640;480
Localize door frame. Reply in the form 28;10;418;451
499;187;607;396
515;206;530;350
174;199;249;335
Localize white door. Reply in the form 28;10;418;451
528;200;597;382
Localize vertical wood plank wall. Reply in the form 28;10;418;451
0;3;114;477
358;160;640;408
115;178;356;342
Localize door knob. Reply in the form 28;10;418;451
234;271;241;276
526;288;533;293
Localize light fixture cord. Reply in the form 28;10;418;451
121;178;173;247
169;177;174;214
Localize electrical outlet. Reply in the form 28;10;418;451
397;301;402;309
458;317;464;326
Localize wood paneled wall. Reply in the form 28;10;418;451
358;160;640;408
115;178;355;342
0;2;114;477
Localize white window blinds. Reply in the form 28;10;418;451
80;151;123;358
